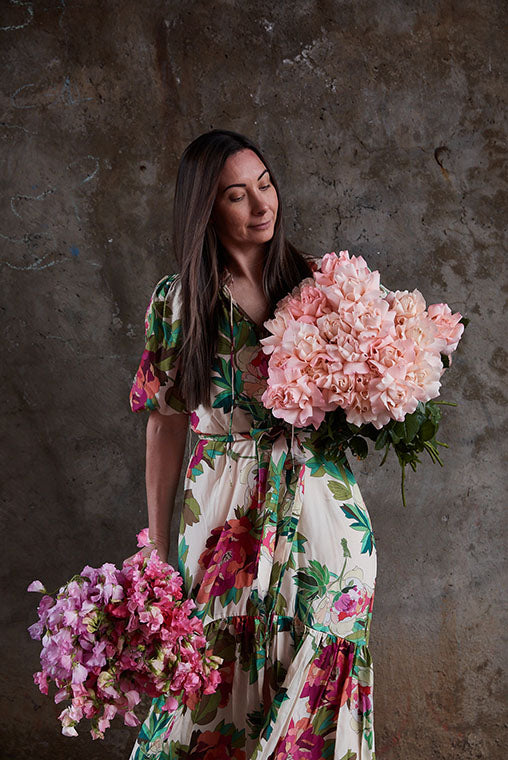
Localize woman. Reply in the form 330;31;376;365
128;130;376;759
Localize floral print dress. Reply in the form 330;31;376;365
128;259;377;760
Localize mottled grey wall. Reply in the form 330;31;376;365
1;0;506;757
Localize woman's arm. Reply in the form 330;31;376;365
143;408;190;561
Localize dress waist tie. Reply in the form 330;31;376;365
215;278;305;604
195;427;307;605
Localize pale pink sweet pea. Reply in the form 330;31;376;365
136;527;152;547
97;703;117;733
58;706;80;737
28;620;44;640
262;379;328;428
27;580;46;593
123;710;140;727
369;365;420;426
406;352;443;402
400;312;445;355
260;301;300;355
71;662;88;685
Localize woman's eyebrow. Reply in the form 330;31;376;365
222;169;269;193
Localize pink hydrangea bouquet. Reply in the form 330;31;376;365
27;529;221;739
261;251;466;504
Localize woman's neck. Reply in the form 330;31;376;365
221;247;267;284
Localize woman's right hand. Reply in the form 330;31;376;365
123;541;169;566
123;409;188;569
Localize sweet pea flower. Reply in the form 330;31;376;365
27;580;46;593
71;662;89;685
27;533;222;740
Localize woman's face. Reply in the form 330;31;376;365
211;149;279;254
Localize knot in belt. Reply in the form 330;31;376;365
195;425;309;605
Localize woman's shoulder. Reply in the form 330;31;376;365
151;272;181;301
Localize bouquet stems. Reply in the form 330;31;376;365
309;400;458;507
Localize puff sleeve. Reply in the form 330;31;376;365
129;273;190;416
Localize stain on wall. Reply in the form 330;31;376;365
1;0;505;757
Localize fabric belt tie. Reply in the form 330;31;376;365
196;426;309;606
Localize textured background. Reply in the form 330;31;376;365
1;0;506;758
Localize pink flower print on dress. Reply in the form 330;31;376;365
333;585;371;621
190;727;247;760
301;641;354;715
129;350;161;412
243;348;270;400
273;716;325;759
190;410;200;430
187;438;208;472
196;516;261;603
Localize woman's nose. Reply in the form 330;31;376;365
252;190;269;214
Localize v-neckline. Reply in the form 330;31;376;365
221;282;269;333
220;268;270;334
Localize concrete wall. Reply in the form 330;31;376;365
1;1;505;757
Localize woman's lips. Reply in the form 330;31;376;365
249;219;272;230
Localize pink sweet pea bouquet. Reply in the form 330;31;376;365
260;251;466;504
27;529;221;739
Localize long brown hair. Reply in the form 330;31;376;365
174;129;314;411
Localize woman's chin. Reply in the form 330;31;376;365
248;226;275;244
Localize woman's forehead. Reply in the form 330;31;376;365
218;149;267;187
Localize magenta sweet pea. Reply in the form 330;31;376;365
27;529;221;739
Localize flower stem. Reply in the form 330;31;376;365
401;463;407;508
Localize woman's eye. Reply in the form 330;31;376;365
260;184;271;190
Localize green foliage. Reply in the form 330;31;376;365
311;400;458;507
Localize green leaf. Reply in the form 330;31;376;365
247;707;266;740
374;429;388;450
308;559;331;586
273;592;287;615
392;421;406;441
327;480;352;502
292;531;307;553
341;537;351;558
313;704;336;734
340;503;375;556
181;491;201;526
294;572;318;593
216;335;231;355
350;436;368;459
404;413;421;443
420;420;436;441
190;689;221;725
344;628;368;643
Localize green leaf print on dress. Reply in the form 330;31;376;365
340;502;375;556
